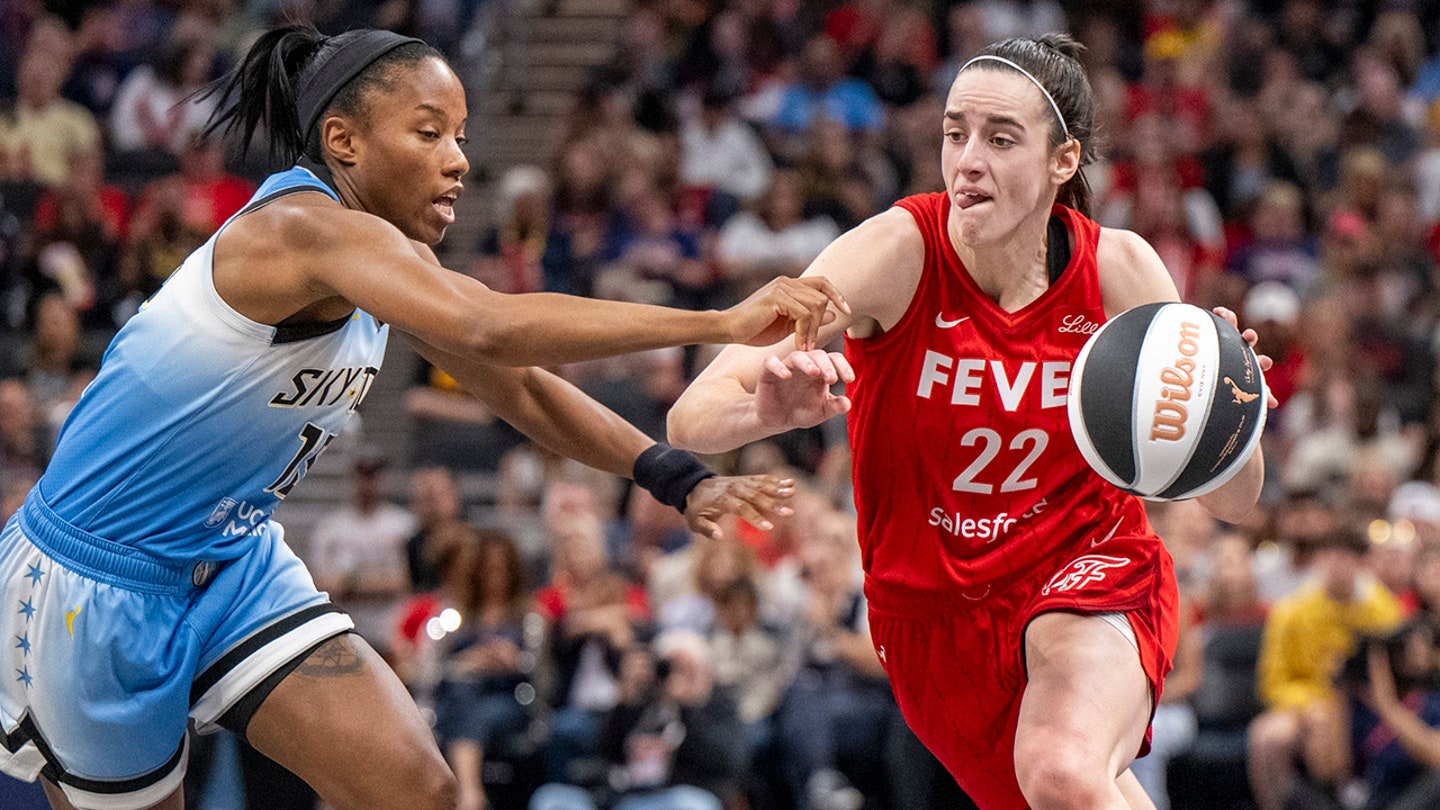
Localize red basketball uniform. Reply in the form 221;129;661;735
845;193;1180;809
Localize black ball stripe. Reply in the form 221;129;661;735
1080;301;1164;488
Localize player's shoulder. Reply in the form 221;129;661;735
231;192;404;256
1095;226;1179;314
1095;226;1159;268
826;206;925;268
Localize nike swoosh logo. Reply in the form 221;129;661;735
1091;518;1124;547
935;314;970;329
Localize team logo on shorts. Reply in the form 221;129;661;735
192;561;219;587
1041;555;1131;596
204;498;238;528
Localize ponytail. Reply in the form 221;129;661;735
200;26;327;165
201;26;438;168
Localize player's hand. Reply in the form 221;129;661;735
684;474;795;539
723;276;851;350
756;349;855;432
1213;306;1278;409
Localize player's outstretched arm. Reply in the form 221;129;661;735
1098;228;1266;523
668;209;922;454
247;198;848;365
407;336;794;539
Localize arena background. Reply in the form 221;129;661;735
3;0;1440;807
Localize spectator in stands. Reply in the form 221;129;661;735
653;530;756;633
1284;618;1440;810
1247;525;1404;810
0;34;101;187
471;165;551;295
530;631;745;810
1123;32;1212;156
775;509;888;810
797;118;888;231
1201;96;1307;224
108;37;218;156
679;85;772;223
1242;282;1304;412
708;576;788;749
766;35;883;156
1225;181;1321;297
123;132;253;293
1341;50;1421;166
1274;81;1342;195
1204;531;1269;627
396;525;531;810
0;377;45;478
1275;0;1348;85
716;169;839;298
20;292;91;449
1413;102;1440;226
405;466;464;591
32;148;128;327
309;452;417;654
538;511;651;784
859;7;935;109
544;140;615;297
598;184;711;310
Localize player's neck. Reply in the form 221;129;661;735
950;208;1051;305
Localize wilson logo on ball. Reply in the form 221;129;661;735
1150;320;1202;442
1068;303;1267;501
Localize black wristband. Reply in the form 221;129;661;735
632;443;716;512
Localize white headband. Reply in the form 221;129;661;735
958;54;1070;141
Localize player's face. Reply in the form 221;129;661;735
941;68;1077;247
348;57;469;245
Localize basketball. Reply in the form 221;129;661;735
1068;302;1267;501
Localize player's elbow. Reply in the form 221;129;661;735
666;404;702;451
449;311;529;366
667;397;719;454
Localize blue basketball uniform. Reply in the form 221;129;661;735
0;166;388;809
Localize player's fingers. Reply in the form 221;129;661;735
830;351;855;383
1241;328;1260;347
1212;306;1238;328
789;350;822;377
801;275;852;315
692;516;722;540
762;354;793;381
825;394;853;417
807;349;840;385
1256;353;1274;372
729;497;774;531
739;487;792;519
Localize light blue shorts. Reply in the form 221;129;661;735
0;492;353;810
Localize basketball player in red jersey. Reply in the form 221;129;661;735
669;35;1274;810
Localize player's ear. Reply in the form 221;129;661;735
319;115;361;167
1051;138;1080;186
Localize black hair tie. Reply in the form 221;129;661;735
296;29;425;141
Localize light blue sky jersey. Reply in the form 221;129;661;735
34;167;389;562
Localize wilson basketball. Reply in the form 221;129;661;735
1068;302;1267;501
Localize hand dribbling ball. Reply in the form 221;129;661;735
1068;302;1267;501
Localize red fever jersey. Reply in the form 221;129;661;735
846;192;1156;605
846;192;1180;808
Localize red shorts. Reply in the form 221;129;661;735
865;532;1179;810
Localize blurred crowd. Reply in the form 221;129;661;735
8;0;1440;809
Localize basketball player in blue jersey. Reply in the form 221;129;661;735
0;26;848;810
